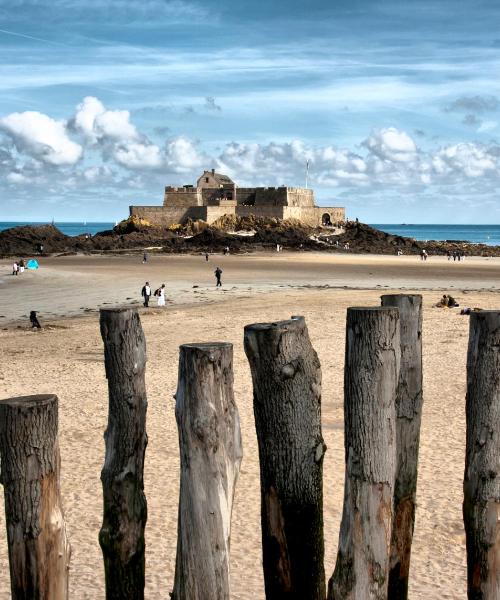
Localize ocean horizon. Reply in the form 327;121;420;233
1;221;500;245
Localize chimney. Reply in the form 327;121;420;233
211;168;215;175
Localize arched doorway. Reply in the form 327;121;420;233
322;213;332;226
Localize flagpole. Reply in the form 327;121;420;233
305;160;309;189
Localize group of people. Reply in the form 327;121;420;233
12;259;25;275
437;294;459;308
447;250;466;261
141;282;166;307
140;266;223;307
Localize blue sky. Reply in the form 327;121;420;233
1;0;500;222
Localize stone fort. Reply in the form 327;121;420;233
129;169;345;227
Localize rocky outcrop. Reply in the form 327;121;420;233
1;220;499;257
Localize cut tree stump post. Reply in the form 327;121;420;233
244;315;326;600
463;311;500;600
0;394;70;600
328;307;400;600
99;308;148;600
172;342;242;600
381;294;423;600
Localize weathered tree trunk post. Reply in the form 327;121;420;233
244;315;326;600
0;394;70;599
463;310;500;600
381;294;423;599
172;342;242;600
99;308;148;600
328;307;400;600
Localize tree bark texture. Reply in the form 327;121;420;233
463;310;500;600
328;307;400;600
244;315;326;600
172;342;242;600
381;294;423;600
99;308;148;600
0;394;70;600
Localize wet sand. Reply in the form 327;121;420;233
0;251;499;325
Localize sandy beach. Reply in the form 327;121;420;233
0;252;499;599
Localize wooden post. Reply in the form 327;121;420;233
463;311;500;600
172;342;242;600
328;307;400;600
99;308;148;600
244;315;326;600
381;294;423;599
0;394;70;599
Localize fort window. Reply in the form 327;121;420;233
205;177;209;183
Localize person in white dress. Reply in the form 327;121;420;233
157;284;166;306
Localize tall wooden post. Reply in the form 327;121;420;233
244;316;326;600
0;394;70;600
99;308;148;600
381;294;423;599
172;342;242;600
464;311;500;600
328;307;400;600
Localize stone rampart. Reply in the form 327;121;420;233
283;206;345;226
287;188;314;207
130;205;206;226
163;187;202;207
254;187;288;207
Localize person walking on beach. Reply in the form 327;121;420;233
143;251;148;263
205;252;209;262
30;311;41;329
157;284;166;306
141;281;151;307
12;261;18;276
19;259;25;273
214;267;223;287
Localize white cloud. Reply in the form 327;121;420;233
363;127;418;163
72;96;139;143
0;111;82;165
434;143;496;178
6;171;30;183
164;136;205;172
114;141;163;169
2;97;500;210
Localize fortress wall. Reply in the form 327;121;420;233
283;206;346;226
236;188;257;205
254;187;288;207
236;206;285;219
286;188;315;207
129;205;206;226
201;188;235;203
205;206;237;224
163;187;202;207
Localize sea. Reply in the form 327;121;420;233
371;224;500;246
0;221;500;245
